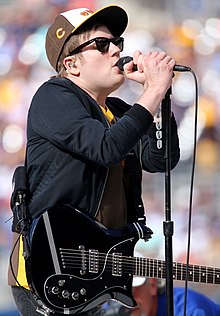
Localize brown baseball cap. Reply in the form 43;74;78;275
45;5;128;72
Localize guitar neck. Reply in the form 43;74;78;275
133;257;220;285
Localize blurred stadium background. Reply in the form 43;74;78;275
1;0;220;315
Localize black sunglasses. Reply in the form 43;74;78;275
69;37;124;55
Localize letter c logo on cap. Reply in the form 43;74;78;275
56;28;65;39
80;9;93;16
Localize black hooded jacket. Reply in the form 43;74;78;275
26;77;180;222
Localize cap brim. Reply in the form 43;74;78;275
72;5;128;37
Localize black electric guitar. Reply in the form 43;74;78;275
26;205;220;315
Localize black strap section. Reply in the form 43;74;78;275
10;165;31;234
11;166;28;208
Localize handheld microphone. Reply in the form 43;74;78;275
117;56;191;72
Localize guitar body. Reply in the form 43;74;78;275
26;205;152;314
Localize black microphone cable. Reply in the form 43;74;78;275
182;68;199;316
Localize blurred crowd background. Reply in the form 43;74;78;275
1;0;220;315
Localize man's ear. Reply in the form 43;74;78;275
63;56;79;75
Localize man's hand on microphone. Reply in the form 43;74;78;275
123;50;176;116
123;50;175;88
122;50;147;84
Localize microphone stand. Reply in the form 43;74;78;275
161;86;174;316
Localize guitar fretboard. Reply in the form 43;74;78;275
133;257;220;284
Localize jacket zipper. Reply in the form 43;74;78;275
139;139;143;169
93;110;111;218
93;168;109;218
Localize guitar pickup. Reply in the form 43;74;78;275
112;253;122;276
89;249;99;273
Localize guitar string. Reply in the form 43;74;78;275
60;264;219;283
59;248;219;273
58;249;220;283
59;248;218;272
60;262;220;284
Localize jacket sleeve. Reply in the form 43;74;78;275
28;80;154;167
141;114;180;172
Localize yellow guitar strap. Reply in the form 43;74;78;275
17;235;29;289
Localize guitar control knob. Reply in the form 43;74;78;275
58;279;65;287
62;290;70;299
72;292;79;300
51;286;59;295
80;288;86;295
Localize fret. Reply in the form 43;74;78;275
158;259;163;279
213;268;215;284
153;259;157;278
181;262;183;281
137;257;141;277
140;257;144;277
214;270;220;284
200;266;207;283
193;265;195;282
139;257;142;276
173;262;176;280
149;258;153;277
148;258;151;277
137;257;140;276
137;257;141;276
193;265;200;282
135;257;139;276
133;255;220;286
193;265;196;282
140;257;143;276
177;262;179;280
180;263;186;281
146;258;150;277
207;267;213;284
175;262;182;281
187;265;193;282
143;258;147;277
163;261;166;279
155;259;158;278
154;259;157;278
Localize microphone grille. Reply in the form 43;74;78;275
117;56;133;70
